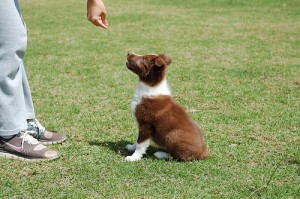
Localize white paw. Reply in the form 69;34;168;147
125;144;136;152
154;151;170;159
125;155;141;162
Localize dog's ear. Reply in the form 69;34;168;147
160;54;172;65
155;54;172;67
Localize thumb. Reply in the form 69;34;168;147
92;16;108;29
100;13;108;28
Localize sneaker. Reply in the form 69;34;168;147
0;131;60;161
27;119;67;144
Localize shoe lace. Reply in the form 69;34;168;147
27;119;45;138
19;131;40;150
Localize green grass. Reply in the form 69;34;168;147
1;0;299;198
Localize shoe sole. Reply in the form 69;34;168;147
0;149;60;162
40;137;67;145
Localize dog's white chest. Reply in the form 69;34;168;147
131;79;171;115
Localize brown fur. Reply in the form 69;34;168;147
127;53;208;162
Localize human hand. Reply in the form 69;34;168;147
87;0;108;29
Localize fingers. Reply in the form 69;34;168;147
100;13;108;29
86;0;108;30
98;20;108;29
88;16;108;29
87;13;108;29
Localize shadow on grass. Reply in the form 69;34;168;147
288;159;300;176
88;140;158;158
288;159;300;165
89;140;130;156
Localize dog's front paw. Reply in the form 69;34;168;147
125;144;136;152
125;155;141;162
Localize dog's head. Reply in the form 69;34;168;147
126;53;171;86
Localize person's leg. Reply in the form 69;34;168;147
15;0;36;121
0;0;28;136
0;0;60;161
13;0;36;120
0;0;66;145
20;61;36;120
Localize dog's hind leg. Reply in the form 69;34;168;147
154;151;170;160
126;138;137;152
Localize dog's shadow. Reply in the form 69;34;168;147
89;140;158;158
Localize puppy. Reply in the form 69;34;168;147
125;53;208;162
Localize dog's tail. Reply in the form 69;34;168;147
173;145;209;162
199;146;209;159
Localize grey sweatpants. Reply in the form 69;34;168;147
0;0;35;136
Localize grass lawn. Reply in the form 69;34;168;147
0;0;299;198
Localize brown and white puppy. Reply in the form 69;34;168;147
125;53;208;162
